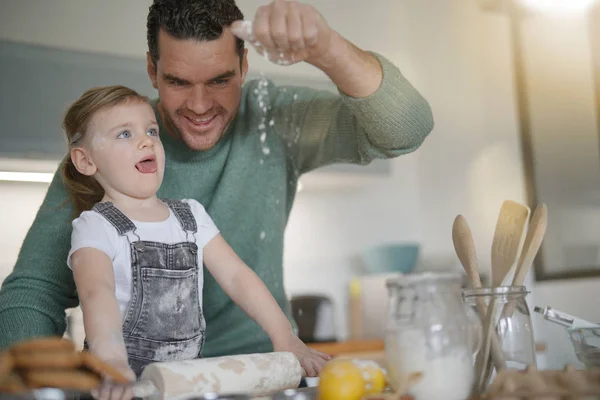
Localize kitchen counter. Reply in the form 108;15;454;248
307;339;546;366
307;339;386;364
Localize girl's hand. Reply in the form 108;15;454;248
274;333;332;377
91;359;136;400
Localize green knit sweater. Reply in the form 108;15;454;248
0;53;433;355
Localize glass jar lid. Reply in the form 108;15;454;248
385;271;462;289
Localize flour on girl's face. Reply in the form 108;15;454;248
90;133;139;164
90;134;107;152
78;102;166;201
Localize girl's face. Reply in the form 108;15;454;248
72;101;166;201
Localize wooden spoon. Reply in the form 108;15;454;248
475;200;530;392
501;203;547;319
451;215;506;368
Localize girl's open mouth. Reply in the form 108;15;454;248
135;156;157;174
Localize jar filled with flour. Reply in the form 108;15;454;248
385;272;482;400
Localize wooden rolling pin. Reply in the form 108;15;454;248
135;352;302;400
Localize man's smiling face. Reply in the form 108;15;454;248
147;28;248;151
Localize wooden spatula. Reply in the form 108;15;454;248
475;200;530;392
491;200;531;287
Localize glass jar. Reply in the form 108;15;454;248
385;272;482;400
462;286;536;391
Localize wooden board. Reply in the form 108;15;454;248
307;339;384;355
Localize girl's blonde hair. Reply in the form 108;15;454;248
61;85;150;217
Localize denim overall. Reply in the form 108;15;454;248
90;199;205;377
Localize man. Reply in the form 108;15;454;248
0;0;434;357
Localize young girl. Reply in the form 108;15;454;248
62;85;330;392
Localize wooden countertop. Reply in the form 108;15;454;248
307;339;386;364
307;339;384;355
307;339;546;363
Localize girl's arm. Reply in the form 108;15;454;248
71;248;132;373
203;234;293;345
203;234;330;376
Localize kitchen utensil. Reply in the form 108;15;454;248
131;352;302;400
451;215;506;369
479;203;547;387
361;243;420;274
568;327;600;368
535;306;600;369
534;306;600;330
491;200;531;287
476;200;530;393
499;204;547;321
0;338;302;399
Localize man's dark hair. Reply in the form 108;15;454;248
147;0;245;68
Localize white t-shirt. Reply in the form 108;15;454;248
67;199;219;320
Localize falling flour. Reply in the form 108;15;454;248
386;329;474;400
236;20;303;179
255;75;271;160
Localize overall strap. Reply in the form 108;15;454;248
92;202;136;235
162;199;198;233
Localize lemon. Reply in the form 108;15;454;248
318;359;366;400
318;359;387;400
361;363;387;394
